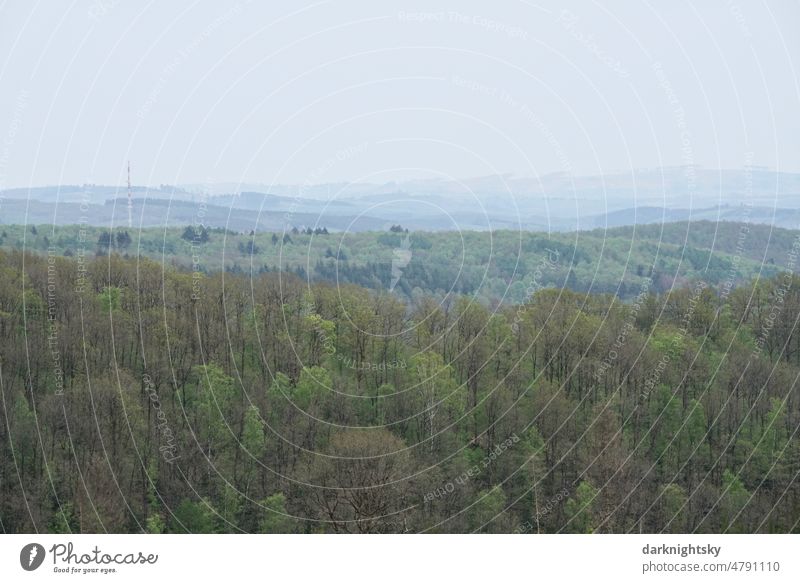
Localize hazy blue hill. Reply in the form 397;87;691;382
5;169;800;232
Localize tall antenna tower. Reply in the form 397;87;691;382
127;160;132;228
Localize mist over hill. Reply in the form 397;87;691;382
3;167;799;233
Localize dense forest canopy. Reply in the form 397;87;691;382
0;221;790;304
1;220;798;533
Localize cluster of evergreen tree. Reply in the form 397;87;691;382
0;249;798;533
97;230;132;252
181;225;211;243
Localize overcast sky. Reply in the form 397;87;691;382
0;0;798;190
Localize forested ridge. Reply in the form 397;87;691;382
0;236;799;533
0;221;788;303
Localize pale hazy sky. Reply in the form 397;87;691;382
0;0;798;190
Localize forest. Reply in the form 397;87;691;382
0;221;792;304
0;224;799;533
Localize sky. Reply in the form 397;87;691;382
0;0;798;191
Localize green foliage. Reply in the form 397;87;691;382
659;483;688;533
185;363;238;452
755;398;788;471
218;484;243;531
258;493;298;533
565;481;599;533
241;405;265;458
47;502;79;534
146;513;166;534
721;470;750;533
99;286;121;311
294;366;331;410
171;499;216;533
2;222;785;303
0;244;798;534
468;485;509;533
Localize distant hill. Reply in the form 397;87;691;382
587;205;800;230
598;221;799;268
3;167;799;232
